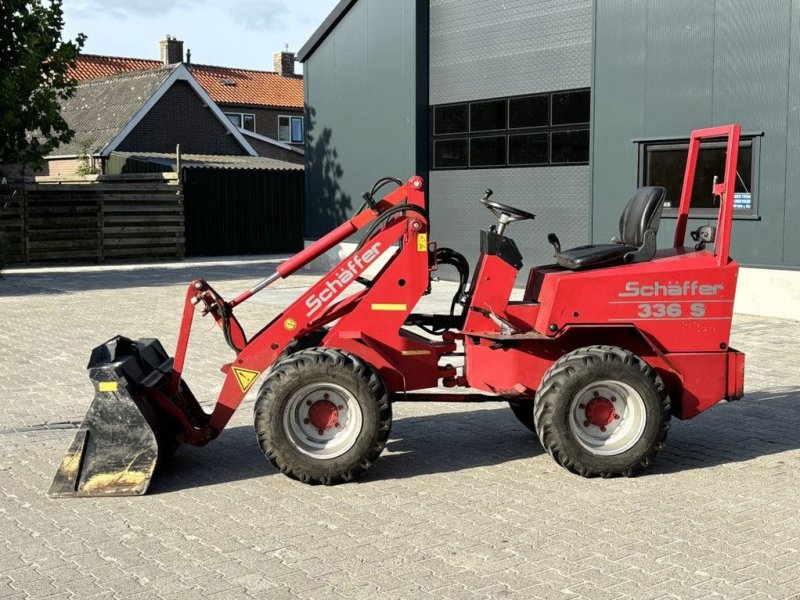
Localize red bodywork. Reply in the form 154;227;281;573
164;125;745;445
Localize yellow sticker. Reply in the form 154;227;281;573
417;232;428;252
232;367;260;393
284;318;297;331
371;303;408;311
401;350;431;356
98;381;118;392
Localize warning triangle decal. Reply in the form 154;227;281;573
232;367;260;392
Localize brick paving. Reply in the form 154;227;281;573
0;258;799;600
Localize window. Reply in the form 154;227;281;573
279;115;304;143
431;88;590;170
225;112;256;132
434;105;467;135
639;137;758;216
470;100;506;132
470;136;506;167
509;95;549;129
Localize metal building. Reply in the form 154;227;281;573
298;0;800;317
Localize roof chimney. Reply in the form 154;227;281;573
273;45;295;77
160;35;184;66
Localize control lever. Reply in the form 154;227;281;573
470;306;519;335
547;233;561;254
482;189;494;202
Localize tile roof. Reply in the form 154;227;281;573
69;54;162;80
54;67;176;157
70;55;304;109
112;152;304;171
187;64;303;109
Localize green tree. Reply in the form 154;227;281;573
0;1;86;169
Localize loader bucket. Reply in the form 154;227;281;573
49;337;183;497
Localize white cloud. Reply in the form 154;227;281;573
230;0;290;32
69;0;201;18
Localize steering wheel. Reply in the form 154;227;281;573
479;189;535;234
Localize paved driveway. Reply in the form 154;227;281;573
0;259;799;600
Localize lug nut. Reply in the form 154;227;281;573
579;403;586;409
611;396;616;402
584;421;590;427
335;423;341;429
317;429;324;435
600;426;607;432
337;405;344;410
303;418;310;424
323;393;329;399
614;414;620;420
306;400;312;406
593;391;599;397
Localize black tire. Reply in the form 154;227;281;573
266;328;329;374
254;347;391;485
508;400;536;433
279;328;329;360
533;345;671;478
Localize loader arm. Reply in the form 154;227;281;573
174;176;429;440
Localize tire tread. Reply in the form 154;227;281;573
254;348;391;485
533;345;671;478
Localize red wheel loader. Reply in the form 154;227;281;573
50;124;746;496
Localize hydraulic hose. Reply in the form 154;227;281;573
356;203;428;251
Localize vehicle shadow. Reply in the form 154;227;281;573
150;407;540;493
647;387;800;476
149;388;800;492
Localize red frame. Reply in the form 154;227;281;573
164;126;745;446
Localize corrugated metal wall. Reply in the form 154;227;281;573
183;169;304;256
303;0;421;239
592;0;800;268
428;0;594;271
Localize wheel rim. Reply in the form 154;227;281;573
567;380;646;456
283;382;363;459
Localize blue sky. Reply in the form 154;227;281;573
62;0;341;71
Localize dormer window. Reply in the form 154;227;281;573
225;112;256;132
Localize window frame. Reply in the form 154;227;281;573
637;135;761;219
224;112;256;132
279;115;304;144
430;88;591;171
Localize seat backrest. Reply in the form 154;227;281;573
618;187;667;247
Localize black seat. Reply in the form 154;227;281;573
554;187;667;270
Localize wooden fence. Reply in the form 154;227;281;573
0;175;184;263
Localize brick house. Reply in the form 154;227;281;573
44;63;305;176
69;38;305;152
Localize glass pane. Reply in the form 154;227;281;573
470;136;506;167
278;116;290;141
226;113;242;127
551;129;589;163
509;133;548;165
645;143;753;211
470;100;506;132
434;104;468;135
509;96;549;129
242;114;255;132
291;117;303;142
552;90;590;125
434;139;468;168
